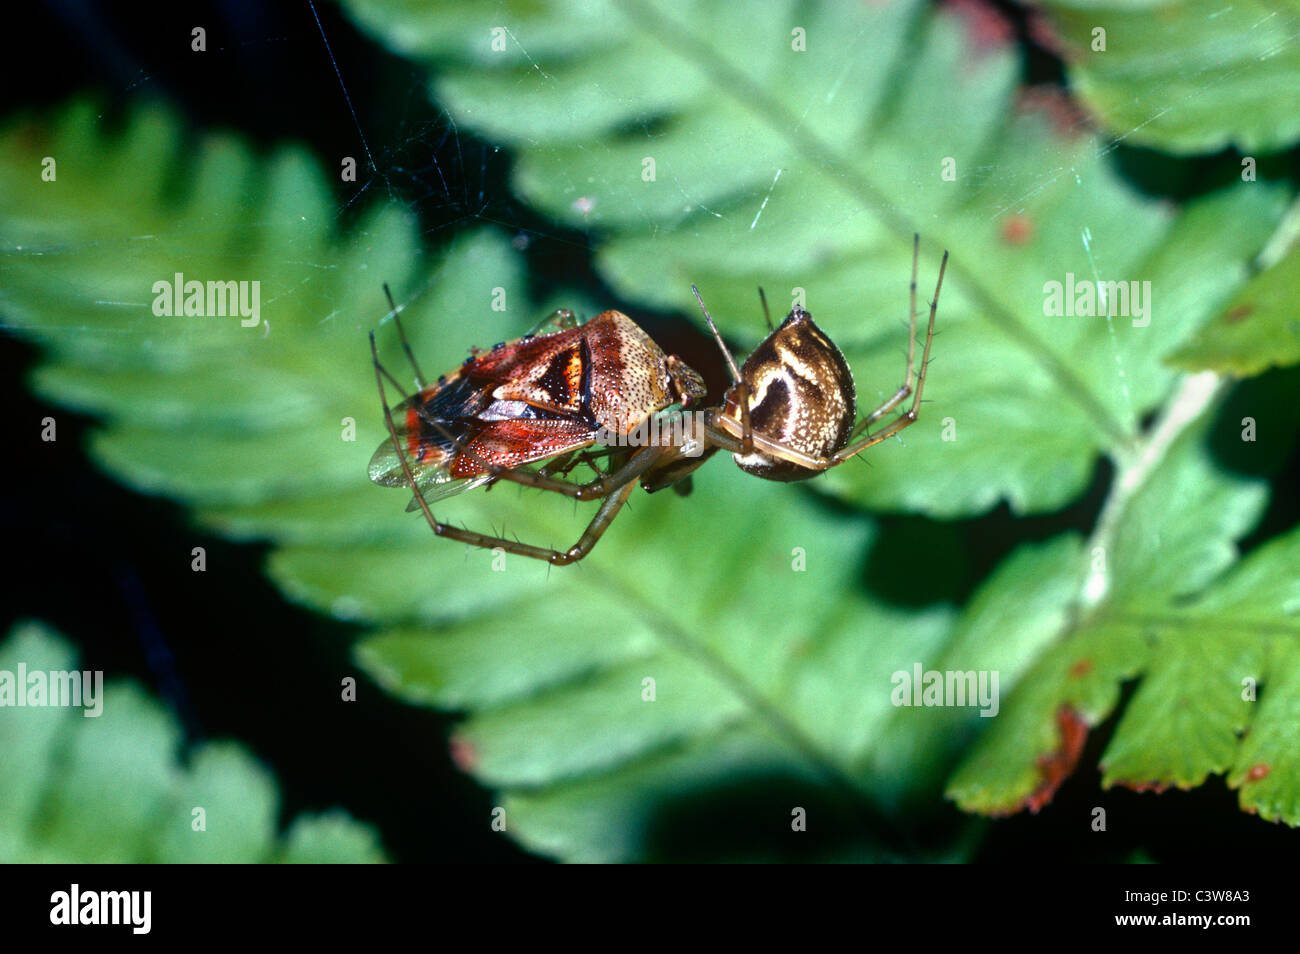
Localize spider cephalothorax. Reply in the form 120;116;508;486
717;305;857;481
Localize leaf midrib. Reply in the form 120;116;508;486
1101;610;1300;641
618;0;1131;448
582;561;914;851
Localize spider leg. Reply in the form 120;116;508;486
383;284;426;388
831;245;947;464
691;284;753;454
847;233;920;441
757;286;773;333
549;479;639;565
702;413;824;468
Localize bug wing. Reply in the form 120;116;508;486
369;401;491;501
372;415;601;508
403;473;495;510
471;327;595;418
369;367;486;483
370;326;608;503
370;432;496;506
368;436;417;487
450;419;599;477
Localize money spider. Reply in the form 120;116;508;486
369;234;948;564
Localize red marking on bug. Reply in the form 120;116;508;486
1245;763;1270;782
449;734;478;773
1001;214;1035;245
1016;86;1090;139
1022;706;1089;814
1068;658;1092;678
1225;304;1254;324
943;0;1013;57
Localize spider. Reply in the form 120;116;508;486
369;234;948;564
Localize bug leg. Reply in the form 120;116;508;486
536;451;578;479
577;449;611;476
488;444;670;500
372;342;471;461
537;448;616;482
757;286;774;333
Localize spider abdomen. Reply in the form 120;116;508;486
726;307;856;481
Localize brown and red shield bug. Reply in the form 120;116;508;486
370;234;948;564
369;303;707;560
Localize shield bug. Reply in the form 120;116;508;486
369;303;706;562
370;234;947;564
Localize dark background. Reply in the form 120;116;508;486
2;0;1298;863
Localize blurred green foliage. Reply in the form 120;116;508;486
0;622;386;862
1034;0;1300;155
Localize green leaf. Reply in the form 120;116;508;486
4;0;1297;862
0;622;385;862
1169;244;1300;377
869;533;1086;806
344;0;1285;517
948;377;1300;823
279;811;389;863
1032;0;1300;155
